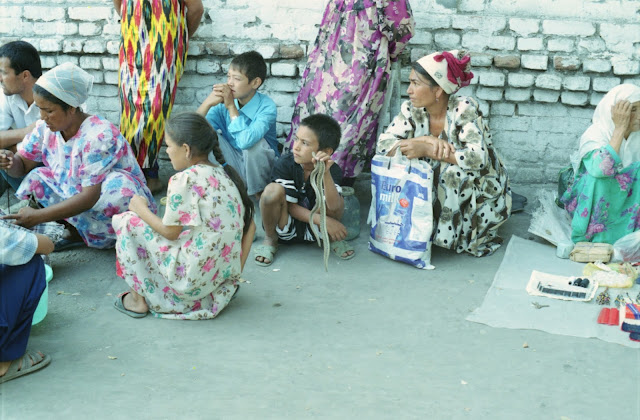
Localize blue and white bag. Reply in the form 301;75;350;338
367;149;435;269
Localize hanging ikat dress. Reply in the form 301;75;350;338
118;0;188;170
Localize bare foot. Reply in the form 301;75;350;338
123;291;149;314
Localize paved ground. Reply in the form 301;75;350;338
1;180;638;420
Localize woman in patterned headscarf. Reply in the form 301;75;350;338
560;84;640;244
377;50;512;257
114;0;204;193
0;63;155;251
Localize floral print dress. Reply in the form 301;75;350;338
16;116;154;249
113;164;245;320
286;0;414;179
377;97;512;257
560;145;640;244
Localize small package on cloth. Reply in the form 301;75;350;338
569;242;613;263
582;262;636;288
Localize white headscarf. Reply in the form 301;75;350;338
35;62;93;108
577;84;640;169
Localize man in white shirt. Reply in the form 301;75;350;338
0;41;41;194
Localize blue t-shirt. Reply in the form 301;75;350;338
205;91;279;155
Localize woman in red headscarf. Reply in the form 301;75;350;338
377;50;512;257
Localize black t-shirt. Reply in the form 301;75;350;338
271;152;343;210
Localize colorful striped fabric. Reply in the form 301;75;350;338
118;0;188;169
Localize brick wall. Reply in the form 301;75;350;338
2;0;639;186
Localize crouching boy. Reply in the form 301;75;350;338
255;114;355;266
197;50;278;197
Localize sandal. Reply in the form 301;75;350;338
254;244;278;267
113;292;148;318
53;238;85;252
331;240;355;260
0;350;51;384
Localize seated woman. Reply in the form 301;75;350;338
559;84;640;243
0;221;54;383
112;112;255;320
0;62;155;250
377;50;512;257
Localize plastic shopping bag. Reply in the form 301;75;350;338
367;149;435;269
611;230;640;263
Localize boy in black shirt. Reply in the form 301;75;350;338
254;114;355;266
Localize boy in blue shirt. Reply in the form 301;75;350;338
197;51;278;197
254;114;355;266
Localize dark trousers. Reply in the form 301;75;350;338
0;256;46;361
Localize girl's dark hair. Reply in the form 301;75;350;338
165;112;254;233
411;62;438;88
33;84;73;111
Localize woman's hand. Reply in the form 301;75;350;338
612;100;631;134
1;206;42;229
397;138;430;159
427;137;456;161
128;195;149;215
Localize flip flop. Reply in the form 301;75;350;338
331;240;355;260
113;292;148;318
53;238;85;252
254;244;278;267
0;350;51;384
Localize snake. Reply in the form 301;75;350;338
308;154;330;271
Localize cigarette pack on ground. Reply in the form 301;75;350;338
526;270;599;302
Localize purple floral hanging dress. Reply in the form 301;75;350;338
286;0;414;179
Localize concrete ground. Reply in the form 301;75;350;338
1;179;638;420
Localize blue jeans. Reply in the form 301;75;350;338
0;256;46;361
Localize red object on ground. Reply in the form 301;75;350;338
607;308;619;325
597;308;610;324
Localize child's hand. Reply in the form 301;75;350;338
203;88;223;108
213;84;235;109
325;217;347;242
129;195;149;215
0;149;15;171
312;151;334;174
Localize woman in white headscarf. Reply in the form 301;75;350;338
377;50;512;257
560;84;640;243
0;63;155;250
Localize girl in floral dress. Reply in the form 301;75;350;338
560;84;640;244
113;112;255;320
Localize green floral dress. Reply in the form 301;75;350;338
113;164;245;320
560;145;640;244
377;97;512;256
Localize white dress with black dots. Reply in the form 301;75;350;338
377;97;512;257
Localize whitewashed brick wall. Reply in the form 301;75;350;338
2;0;640;186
